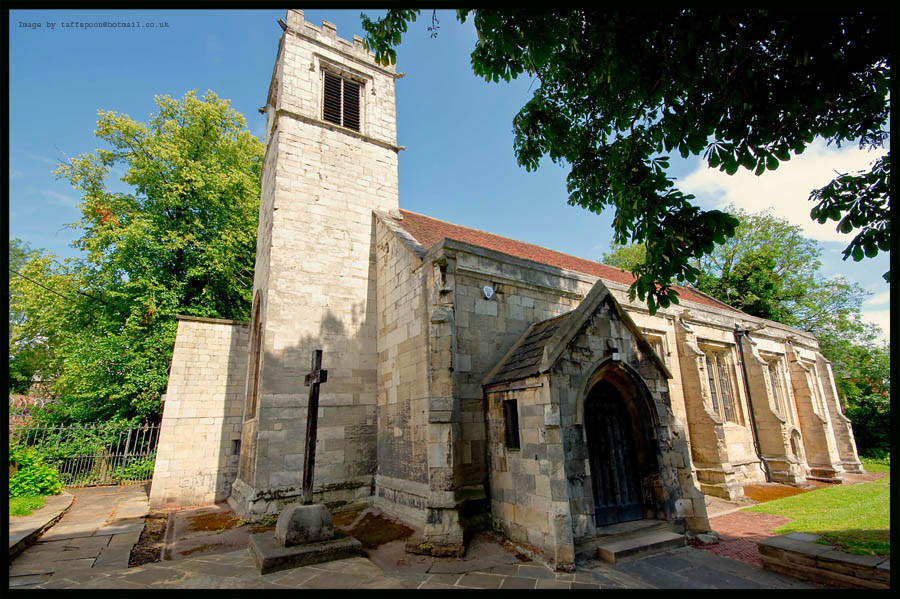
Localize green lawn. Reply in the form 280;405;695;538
746;476;890;557
861;457;890;473
9;495;46;517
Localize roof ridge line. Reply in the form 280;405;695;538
398;208;630;274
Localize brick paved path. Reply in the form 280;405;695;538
694;511;792;567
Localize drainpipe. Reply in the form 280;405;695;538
734;325;772;482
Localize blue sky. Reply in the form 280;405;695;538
8;8;890;342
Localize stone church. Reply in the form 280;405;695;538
149;10;864;569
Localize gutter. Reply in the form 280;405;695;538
734;325;772;483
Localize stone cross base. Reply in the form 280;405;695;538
248;532;362;574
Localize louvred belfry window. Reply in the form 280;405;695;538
322;71;361;131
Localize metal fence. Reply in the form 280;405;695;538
9;422;160;487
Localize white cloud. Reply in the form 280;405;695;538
861;308;891;345
864;291;891;307
679;138;888;243
42;190;77;208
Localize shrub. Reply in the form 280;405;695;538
861;449;890;464
9;445;63;497
113;452;156;482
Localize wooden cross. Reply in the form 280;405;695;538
302;349;327;503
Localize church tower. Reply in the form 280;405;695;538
228;9;401;518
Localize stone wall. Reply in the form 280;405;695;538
739;332;806;484
484;378;574;566
442;241;586;491
759;533;889;589
150;316;249;508
372;217;431;523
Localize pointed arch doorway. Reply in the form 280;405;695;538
584;378;647;526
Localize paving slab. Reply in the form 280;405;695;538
9;492;74;558
456;572;505;588
570;581;601;589
499;576;537;589
8;484;150;588
8;573;53;588
615;557;716;589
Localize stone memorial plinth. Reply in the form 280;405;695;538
249;503;361;574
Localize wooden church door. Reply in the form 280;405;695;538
585;381;644;526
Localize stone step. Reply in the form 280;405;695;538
594;519;671;538
575;519;676;561
595;530;686;564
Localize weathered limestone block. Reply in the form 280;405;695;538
275;503;333;547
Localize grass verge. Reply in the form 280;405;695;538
746;476;890;557
9;495;46;517
860;457;890;473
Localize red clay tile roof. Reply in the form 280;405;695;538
396;209;739;313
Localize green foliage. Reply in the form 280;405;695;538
29;421;136;461
9;495;47;517
112;452;156;482
10;91;263;423
747;477;890;556
688;207;873;333
600;206;872;333
600;241;647;272
9;239;76;395
810;154;890;282
836;342;890;457
14;421;158;485
362;9;890;312
9;445;63;498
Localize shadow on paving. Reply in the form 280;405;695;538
12;484;823;589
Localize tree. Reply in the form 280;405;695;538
8;239;75;394
11;91;263;423
600;241;646;273
361;9;890;312
600;207;872;339
834;341;890;457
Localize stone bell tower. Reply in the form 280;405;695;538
228;9;401;519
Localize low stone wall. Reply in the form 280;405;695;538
149;316;250;508
758;532;889;589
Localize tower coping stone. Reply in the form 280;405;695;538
175;314;250;326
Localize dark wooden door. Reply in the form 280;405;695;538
586;384;643;526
